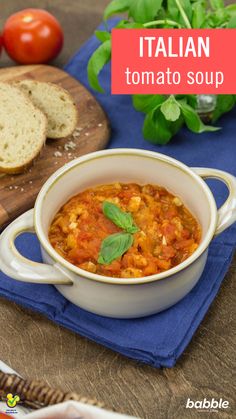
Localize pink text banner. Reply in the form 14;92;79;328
111;29;236;94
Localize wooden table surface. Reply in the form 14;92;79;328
0;1;235;418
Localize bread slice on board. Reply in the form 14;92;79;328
0;82;47;174
16;80;78;139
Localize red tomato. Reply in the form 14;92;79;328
3;9;63;64
0;34;3;55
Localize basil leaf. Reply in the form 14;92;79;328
132;94;165;114
167;0;192;27
192;1;206;28
186;94;198;109
167;0;179;21
143;109;173;144
212;95;236;122
95;31;111;43
227;15;236;28
176;94;198;109
104;0;131;20
179;101;220;133
226;4;236;18
115;20;144;29
169;113;184;136
129;0;163;23
98;232;133;264
87;40;111;93
209;0;224;10
160;95;181;122
207;8;228;27
103;201;139;233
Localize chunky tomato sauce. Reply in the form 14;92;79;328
49;183;201;278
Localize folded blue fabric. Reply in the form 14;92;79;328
0;19;235;368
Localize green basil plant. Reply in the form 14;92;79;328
87;0;236;144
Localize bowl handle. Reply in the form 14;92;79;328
0;209;73;285
192;167;236;236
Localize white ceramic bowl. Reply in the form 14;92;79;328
1;149;236;318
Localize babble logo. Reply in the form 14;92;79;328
6;393;20;408
186;398;229;410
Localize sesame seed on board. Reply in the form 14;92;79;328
54;151;63;158
64;141;76;151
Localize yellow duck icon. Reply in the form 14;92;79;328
6;393;20;408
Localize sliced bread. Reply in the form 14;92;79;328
15;80;78;139
0;82;47;174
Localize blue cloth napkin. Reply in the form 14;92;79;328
0;19;235;368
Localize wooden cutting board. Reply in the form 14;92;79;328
0;64;110;229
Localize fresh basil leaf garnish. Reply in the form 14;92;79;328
132;94;165;114
143;109;174;144
98;232;133;265
95;30;111;43
129;0;163;24
87;40;111;93
212;95;236;122
104;0;131;21
160;95;181;122
103;201;139;233
179;101;220;133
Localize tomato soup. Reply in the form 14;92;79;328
49;183;201;278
